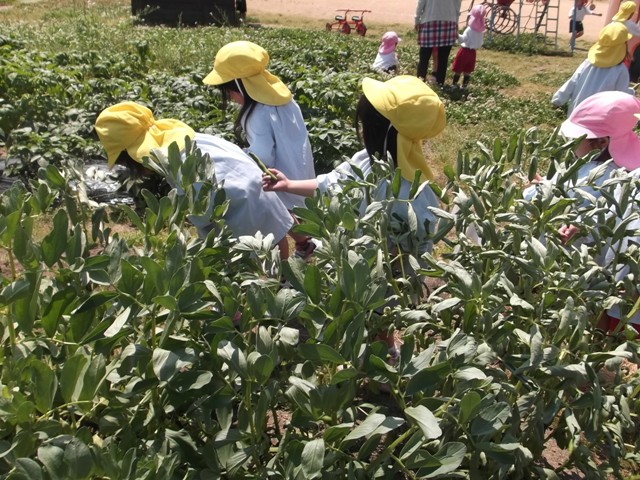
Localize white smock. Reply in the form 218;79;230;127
316;149;439;253
551;59;633;115
164;133;293;241
372;51;399;71
242;100;315;211
458;27;484;49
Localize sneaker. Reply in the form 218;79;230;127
294;238;322;259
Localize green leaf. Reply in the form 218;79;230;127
31;361;58;414
37;444;65;480
298;343;345;364
459;391;482;424
13;458;44;480
303;264;322;305
405;405;442;440
406;361;451;395
64;437;93;479
342;413;386;444
60;354;88;404
152;348;193;383
301;439;324;479
41;209;68;267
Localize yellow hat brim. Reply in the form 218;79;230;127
588;41;629;67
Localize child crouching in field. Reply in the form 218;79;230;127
451;4;487;88
261;75;446;358
94;101;294;258
372;31;401;74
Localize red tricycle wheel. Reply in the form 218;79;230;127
356;22;367;36
325;22;332;31
340;22;351;34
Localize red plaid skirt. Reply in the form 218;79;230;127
417;21;458;47
452;47;477;74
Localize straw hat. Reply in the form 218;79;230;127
362;75;446;182
560;91;640;170
588;22;632;68
203;41;292;106
95;102;195;168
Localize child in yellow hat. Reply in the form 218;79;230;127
261;75;445;254
611;1;640;37
262;75;446;358
552;22;633;115
94;101;294;257
203;41;318;258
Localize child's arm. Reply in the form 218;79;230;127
262;169;318;197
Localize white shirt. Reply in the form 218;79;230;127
621;19;640;36
552;59;633;114
242;100;315;210
458;27;484;49
163;133;293;242
568;5;596;22
372;51;399;71
316;149;440;253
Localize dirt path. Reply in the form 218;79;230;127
247;0;610;42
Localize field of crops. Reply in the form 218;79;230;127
0;1;639;479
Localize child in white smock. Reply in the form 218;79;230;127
94;101;294;258
451;4;486;88
203;41;318;257
372;31;401;74
552;22;633;115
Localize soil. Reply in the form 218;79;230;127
247;0;609;42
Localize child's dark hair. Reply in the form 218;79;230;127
354;94;398;164
217;79;258;146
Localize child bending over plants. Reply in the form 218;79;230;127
203;40;319;259
261;75;446;355
552;22;633;115
528;91;640;337
94;101;294;258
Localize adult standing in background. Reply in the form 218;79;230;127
415;0;462;86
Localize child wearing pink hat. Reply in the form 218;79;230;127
551;91;640;336
372;31;401;74
451;4;487;88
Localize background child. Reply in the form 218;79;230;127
451;4;486;88
552;22;633;115
569;0;602;39
611;1;640;37
372;31;401;74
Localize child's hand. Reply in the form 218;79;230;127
558;224;579;244
262;168;289;192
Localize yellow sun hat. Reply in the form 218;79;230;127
203;41;292;106
613;1;637;22
588;22;632;68
95;102;195;169
361;75;446;182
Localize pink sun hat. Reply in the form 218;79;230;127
468;4;487;32
379;31;401;55
560;91;640;171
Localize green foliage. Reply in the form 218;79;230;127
0;5;638;479
0;126;637;478
485;32;557;56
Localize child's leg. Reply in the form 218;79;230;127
462;74;471;87
452;73;461;85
